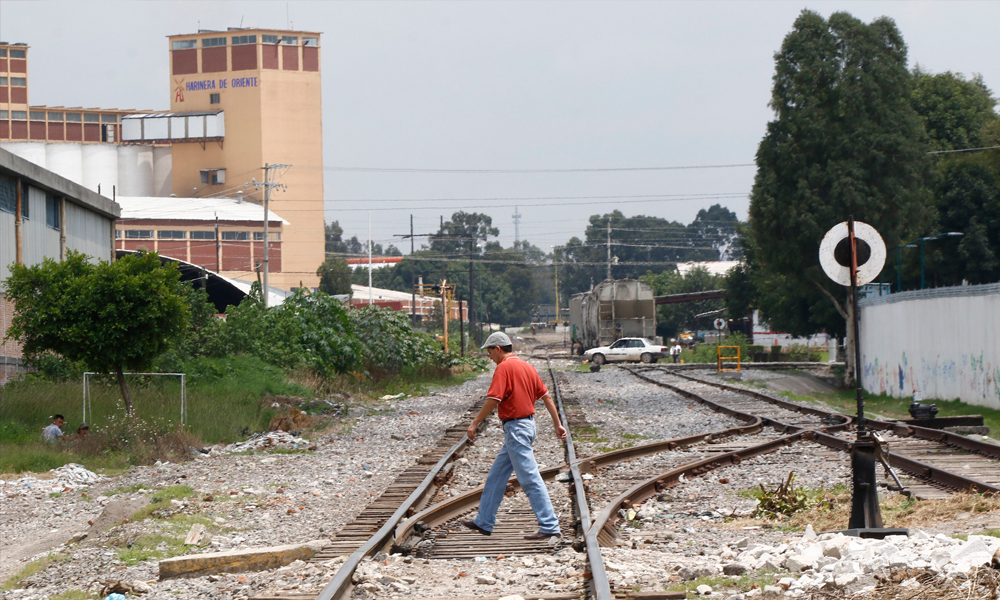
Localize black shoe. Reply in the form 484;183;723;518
459;519;491;536
524;531;561;540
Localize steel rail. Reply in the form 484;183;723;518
664;369;1000;462
547;358;613;600
314;432;471;600
589;433;807;545
393;420;765;542
642;367;1000;495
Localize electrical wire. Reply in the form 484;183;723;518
304;163;755;173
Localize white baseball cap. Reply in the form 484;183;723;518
481;331;513;349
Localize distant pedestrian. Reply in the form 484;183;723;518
75;423;90;438
42;415;66;442
670;340;682;363
461;332;567;540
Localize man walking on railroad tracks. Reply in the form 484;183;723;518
461;332;567;540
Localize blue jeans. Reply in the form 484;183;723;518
472;418;561;534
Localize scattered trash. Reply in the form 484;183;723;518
380;393;406;401
221;431;310;454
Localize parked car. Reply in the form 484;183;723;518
583;337;667;365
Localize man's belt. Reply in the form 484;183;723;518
501;414;535;424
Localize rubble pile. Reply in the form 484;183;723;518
220;431;312;454
1;463;105;496
723;527;1000;597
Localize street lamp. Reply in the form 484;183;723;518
895;232;964;291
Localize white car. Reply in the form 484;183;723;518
584;338;667;365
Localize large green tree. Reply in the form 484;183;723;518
4;251;189;414
317;255;354;296
746;10;931;384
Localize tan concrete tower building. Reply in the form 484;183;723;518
164;29;324;289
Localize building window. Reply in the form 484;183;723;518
202;37;226;47
45;194;60;230
83;114;100;123
48;112;63;121
11;111;27;120
282;36;298;45
200;169;226;185
0;176;15;214
0;77;7;85
210;93;220;104
0;111;7;119
10;49;26;59
191;230;216;240
10;77;26;86
222;231;249;241
303;37;318;47
29;111;46;120
158;230;186;239
262;34;280;44
116;230;122;239
125;230;153;239
172;40;197;50
21;190;29;219
101;114;117;123
253;232;282;241
232;35;257;45
66;113;81;122
0;49;6;57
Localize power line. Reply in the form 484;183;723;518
927;145;1000;155
306;163;756;174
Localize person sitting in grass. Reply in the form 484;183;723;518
75;423;89;438
42;414;66;442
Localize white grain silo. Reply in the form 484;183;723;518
81;144;119;197
117;145;155;196
152;146;173;196
45;143;84;186
1;141;48;170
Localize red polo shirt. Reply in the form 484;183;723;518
486;354;548;421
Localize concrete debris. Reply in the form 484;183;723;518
220;431;310;454
2;463;105;495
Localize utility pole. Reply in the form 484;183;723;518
512;205;522;245
607;219;612;281
214;214;221;272
442;279;449;354
368;211;373;305
410;216;415;323
469;237;477;346
249;163;290;307
458;292;465;356
553;246;560;329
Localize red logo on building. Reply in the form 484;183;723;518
174;78;185;103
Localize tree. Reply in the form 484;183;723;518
317;255;354;296
641;267;727;339
430;212;499;255
746;10;931;385
4;251;189;415
325;221;347;254
911;69;998;152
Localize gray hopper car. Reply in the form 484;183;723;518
569;279;656;351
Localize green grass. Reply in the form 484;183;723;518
116;533;188;565
1;553;69;591
0;355;309;473
48;590;93;600
783;388;1000;435
110;483;150;495
668;570;785;597
129;485;197;522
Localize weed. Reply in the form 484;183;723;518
110;483;149;495
621;433;651;440
49;589;92;600
129;485;197;521
1;553;69;591
116;533;188;565
49;492;62;498
749;472;833;519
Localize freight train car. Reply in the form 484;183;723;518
569;279;656;352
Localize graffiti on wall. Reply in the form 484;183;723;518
863;352;1000;410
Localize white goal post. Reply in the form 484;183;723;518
82;372;187;428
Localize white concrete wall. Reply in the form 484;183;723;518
859;284;1000;409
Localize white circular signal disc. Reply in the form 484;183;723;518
819;221;886;287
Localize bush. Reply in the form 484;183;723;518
347;305;442;376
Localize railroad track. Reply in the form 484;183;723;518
253;358;1000;600
628;366;1000;498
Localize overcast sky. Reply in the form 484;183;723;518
4;1;999;253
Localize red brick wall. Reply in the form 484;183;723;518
0;121;8;138
48;122;64;140
10;87;27;104
189;240;218;270
0;88;7;103
30;121;46;140
262;45;279;69
172;49;198;75
282;45;298;70
11;120;27;139
83;124;100;142
9;59;26;73
66;122;82;141
1;294;26;384
232;45;257;71
221;242;253;271
303;47;319;72
201;47;227;73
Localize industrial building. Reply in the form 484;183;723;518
0;147;121;383
1;29;326;290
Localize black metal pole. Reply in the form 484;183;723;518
849;217;865;433
458;292;465;356
469;238;477;346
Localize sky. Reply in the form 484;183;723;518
3;1;999;254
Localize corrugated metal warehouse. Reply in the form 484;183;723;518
0;147;121;383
